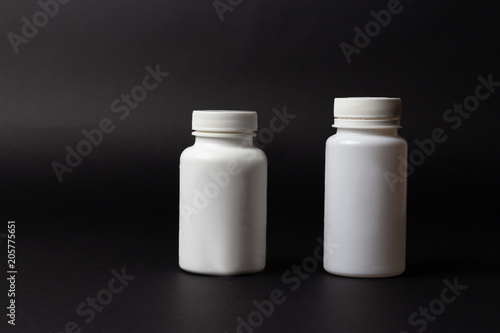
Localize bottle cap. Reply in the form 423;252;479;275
333;97;402;127
192;110;258;133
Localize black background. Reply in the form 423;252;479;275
1;0;499;332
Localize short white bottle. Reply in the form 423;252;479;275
324;98;407;278
179;111;267;275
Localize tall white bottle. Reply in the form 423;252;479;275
324;98;407;278
179;111;267;275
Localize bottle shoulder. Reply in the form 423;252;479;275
326;133;407;147
180;143;266;164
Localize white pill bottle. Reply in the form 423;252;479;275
324;98;407;278
179;111;267;275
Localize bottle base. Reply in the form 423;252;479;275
324;266;405;278
179;264;265;276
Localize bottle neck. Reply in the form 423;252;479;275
193;131;255;147
333;116;400;128
335;127;399;136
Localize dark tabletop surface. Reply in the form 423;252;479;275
2;205;498;333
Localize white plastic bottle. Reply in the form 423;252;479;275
179;111;267;275
324;98;407;278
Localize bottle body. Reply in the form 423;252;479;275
179;134;267;275
324;128;407;277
